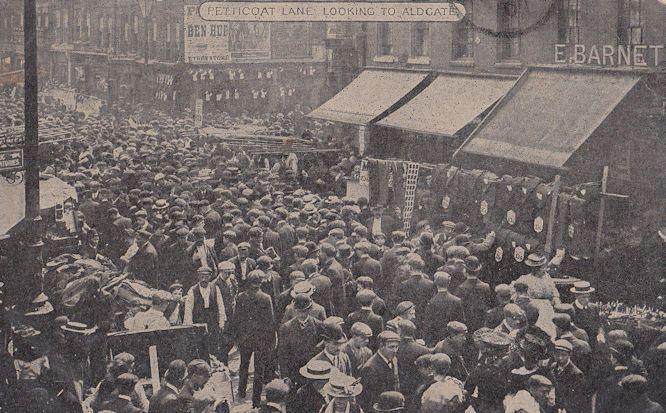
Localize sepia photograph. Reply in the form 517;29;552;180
0;0;664;412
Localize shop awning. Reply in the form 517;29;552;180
458;67;641;168
308;69;430;125
376;73;516;136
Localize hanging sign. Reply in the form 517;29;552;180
0;149;23;172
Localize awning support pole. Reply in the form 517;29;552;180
544;175;561;253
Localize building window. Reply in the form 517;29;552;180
452;0;474;59
619;0;644;45
411;22;430;57
558;0;581;44
377;23;392;55
497;0;521;60
96;17;101;47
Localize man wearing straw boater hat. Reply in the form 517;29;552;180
291;359;336;413
569;280;604;345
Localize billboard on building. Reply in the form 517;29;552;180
230;22;271;59
183;4;231;64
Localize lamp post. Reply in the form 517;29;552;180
136;0;153;65
22;0;44;302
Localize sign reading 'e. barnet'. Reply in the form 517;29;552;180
199;2;465;22
555;44;664;67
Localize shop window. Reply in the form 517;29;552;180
378;23;392;55
497;0;521;61
618;0;644;45
411;22;430;57
558;0;581;44
452;0;474;59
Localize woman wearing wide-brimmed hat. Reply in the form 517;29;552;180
511;253;561;338
319;372;364;413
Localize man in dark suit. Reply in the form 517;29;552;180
165;227;198;290
455;256;493;333
422;271;465;346
550;339;588;413
352;241;382;280
341;322;373;377
148;360;186;413
309;324;353;376
124;229;159;286
396;255;436;332
433;321;471;382
302;258;334;315
228;242;257;292
395;319;431;399
99;373;143;413
281;280;327;323
318;242;346;316
365;205;396;239
484;284;513;329
230;270;276;408
199;200;222;239
358;330;402;412
278;294;324;387
289;359;332;413
347;289;384;351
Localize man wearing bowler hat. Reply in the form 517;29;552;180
278;293;324;386
310;324;353;376
455;255;493;333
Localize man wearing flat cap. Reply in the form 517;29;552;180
229;242;257;292
358;330;402;412
347;289;384;351
550;339;587;413
184;267;226;359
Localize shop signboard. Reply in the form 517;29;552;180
230;22;271;59
0;149;24;172
184;4;231;64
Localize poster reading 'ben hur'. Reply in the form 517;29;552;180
0;0;664;412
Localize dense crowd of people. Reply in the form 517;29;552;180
0;86;665;413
